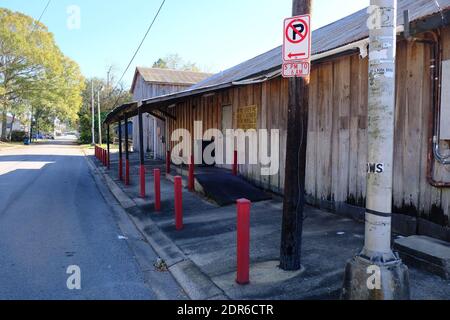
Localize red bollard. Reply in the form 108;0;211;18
125;159;130;186
236;199;251;285
188;155;195;191
232;150;238;176
166;150;171;175
95;146;98;159
154;169;161;212
174;176;183;231
140;165;146;198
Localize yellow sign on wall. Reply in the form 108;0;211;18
237;105;258;130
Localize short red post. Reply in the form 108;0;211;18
125;159;130;186
154;169;161;212
188;155;195;191
166;150;171;174
95;146;98;159
140;165;146;198
103;149;106;166
174;176;183;231
232;150;238;176
236;198;251;285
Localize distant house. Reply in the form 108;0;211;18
0;114;25;136
130;67;212;159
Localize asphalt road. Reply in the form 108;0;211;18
0;137;186;300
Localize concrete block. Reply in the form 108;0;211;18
394;236;450;280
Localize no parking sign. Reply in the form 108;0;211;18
282;14;311;78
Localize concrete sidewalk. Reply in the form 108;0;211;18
90;149;450;300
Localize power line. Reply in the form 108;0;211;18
31;0;52;32
37;0;52;24
110;0;166;110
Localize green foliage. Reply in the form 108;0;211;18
78;73;131;144
152;58;168;69
152;54;202;72
0;8;85;141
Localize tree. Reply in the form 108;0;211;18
152;58;168;69
0;8;84;141
152;54;202;72
78;70;131;144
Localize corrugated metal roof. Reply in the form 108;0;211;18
106;0;450;124
191;0;450;90
135;67;212;85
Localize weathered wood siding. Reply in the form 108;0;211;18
306;34;449;227
132;74;191;158
166;30;450;228
166;79;289;194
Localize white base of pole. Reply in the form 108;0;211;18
342;254;410;300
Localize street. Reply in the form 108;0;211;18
0;138;185;300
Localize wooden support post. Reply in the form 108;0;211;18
166;150;171;175
154;169;161;212
125;114;130;186
174;176;183;231
107;125;110;169
188;155;195;191
232;150;238;176
118;119;123;181
280;0;312;271
138;106;146;198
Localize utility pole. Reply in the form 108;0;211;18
342;0;410;300
91;80;95;146
280;0;311;271
97;87;103;145
29;106;33;143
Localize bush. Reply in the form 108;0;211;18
11;131;27;142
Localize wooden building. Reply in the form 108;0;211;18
106;0;450;241
130;67;211;159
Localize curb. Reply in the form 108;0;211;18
83;150;228;300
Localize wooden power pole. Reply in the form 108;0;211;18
280;0;312;271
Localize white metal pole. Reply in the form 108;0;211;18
364;0;397;259
91;81;95;146
154;117;158;160
343;0;409;300
98;90;102;146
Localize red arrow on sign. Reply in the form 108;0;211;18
287;52;306;59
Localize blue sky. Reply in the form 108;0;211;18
1;0;369;88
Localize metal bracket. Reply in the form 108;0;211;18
404;10;411;40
